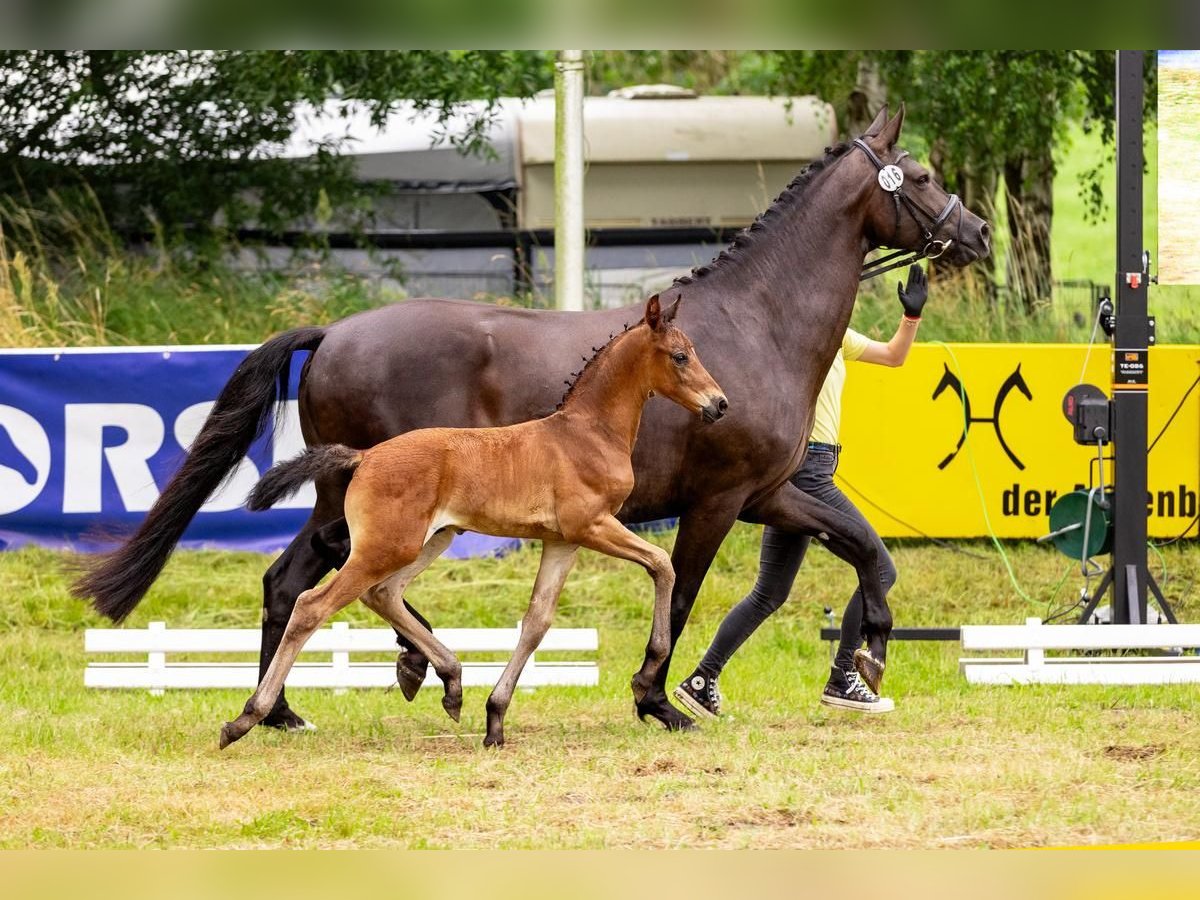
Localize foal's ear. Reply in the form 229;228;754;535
863;104;890;137
644;293;663;331
664;294;683;323
877;104;905;148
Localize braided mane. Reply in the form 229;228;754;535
674;141;853;285
555;318;638;411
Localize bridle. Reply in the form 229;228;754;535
853;137;964;281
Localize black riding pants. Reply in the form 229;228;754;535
697;444;897;676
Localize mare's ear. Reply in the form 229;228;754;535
644;293;662;331
664;294;683;323
877;104;905;148
862;105;890;137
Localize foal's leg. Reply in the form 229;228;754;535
574;516;675;706
360;530;465;721
483;540;579;748
313;516;436;702
219;560;381;749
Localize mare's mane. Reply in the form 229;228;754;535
674;141;853;285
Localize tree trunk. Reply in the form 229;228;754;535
930;141;999;301
1004;147;1055;313
845;56;887;137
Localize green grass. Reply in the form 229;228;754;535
2;530;1198;848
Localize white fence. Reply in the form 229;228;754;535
960;617;1200;685
85;621;599;695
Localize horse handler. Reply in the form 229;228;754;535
674;264;928;717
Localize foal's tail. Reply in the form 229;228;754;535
247;445;362;512
71;326;327;623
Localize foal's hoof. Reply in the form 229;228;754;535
854;648;885;695
482;732;505;749
442;693;462;723
396;652;428;702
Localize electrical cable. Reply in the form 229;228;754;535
835;473;991;559
1148;539;1169;590
1152;514;1199;547
1078;301;1104;385
1148;372;1200;453
930;341;1038;605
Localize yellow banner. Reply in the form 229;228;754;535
838;344;1200;539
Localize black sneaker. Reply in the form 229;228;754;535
672;672;722;719
820;666;895;713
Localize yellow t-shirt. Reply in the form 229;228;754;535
809;328;871;446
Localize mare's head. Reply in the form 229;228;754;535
639;294;728;423
854;105;991;267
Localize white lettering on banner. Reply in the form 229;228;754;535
174;402;261;512
0;404;52;515
63;404;164;513
271;400;316;509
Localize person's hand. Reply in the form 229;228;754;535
898;264;928;319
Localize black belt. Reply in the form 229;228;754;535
808;441;841;453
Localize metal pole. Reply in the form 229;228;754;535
554;50;585;312
1111;50;1151;625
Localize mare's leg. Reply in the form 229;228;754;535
360;529;464;721
221;559;382;748
574;517;676;707
313;516;436;702
633;498;746;730
259;489;344;731
483;540;579;748
741;481;893;666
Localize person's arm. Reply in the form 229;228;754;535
857;264;927;368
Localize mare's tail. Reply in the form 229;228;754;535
71;327;327;622
246;445;362;512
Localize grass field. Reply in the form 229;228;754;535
2;529;1198;849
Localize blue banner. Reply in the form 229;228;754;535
0;346;517;558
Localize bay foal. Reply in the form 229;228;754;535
220;295;727;749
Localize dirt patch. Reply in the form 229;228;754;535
1102;744;1166;762
630;757;726;777
725;807;809;828
632;757;683;776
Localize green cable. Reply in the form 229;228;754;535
1148;539;1169;589
930;341;1038;604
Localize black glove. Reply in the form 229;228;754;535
897;264;928;319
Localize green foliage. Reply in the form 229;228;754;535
0;51;552;244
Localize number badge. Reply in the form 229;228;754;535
878;165;904;192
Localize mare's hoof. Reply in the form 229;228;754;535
396;653;428;702
442;694;462;723
482;733;505;749
635;698;695;732
219;722;241;750
854;648;885;695
261;707;317;733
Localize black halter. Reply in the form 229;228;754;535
853;138;963;281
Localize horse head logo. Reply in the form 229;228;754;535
0;406;52;515
932;363;1032;470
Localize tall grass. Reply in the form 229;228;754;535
0;190;399;348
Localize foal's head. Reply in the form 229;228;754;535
639;294;728;423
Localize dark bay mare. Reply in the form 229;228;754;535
74;107;990;732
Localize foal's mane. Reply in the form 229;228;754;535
674;141;853;285
555;318;643;411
